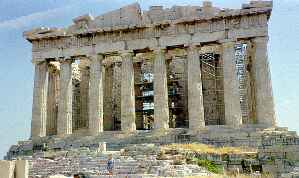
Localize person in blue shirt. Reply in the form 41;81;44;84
107;154;114;175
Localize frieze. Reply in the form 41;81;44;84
31;14;268;53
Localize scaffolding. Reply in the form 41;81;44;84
167;57;188;128
134;60;154;130
200;52;225;125
235;43;250;123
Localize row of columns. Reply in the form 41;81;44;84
31;37;276;138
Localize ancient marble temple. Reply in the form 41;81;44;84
24;1;276;138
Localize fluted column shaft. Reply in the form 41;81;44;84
57;59;73;136
79;61;90;129
89;54;104;135
46;64;59;136
187;46;205;132
154;49;169;130
253;37;276;127
31;61;48;138
222;40;242;127
121;52;136;132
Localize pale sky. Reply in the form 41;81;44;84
0;0;298;159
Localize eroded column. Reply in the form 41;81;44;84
57;59;73;136
153;48;169;130
79;60;90;129
89;54;104;135
31;61;48;138
187;46;205;132
121;51;136;132
252;37;276;127
222;40;242;127
46;63;59;136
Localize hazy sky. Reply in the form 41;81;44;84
0;0;298;159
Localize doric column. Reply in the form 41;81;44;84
79;60;90;129
121;51;136;132
252;37;276;127
222;40;242;127
153;48;169;130
31;61;48;138
88;54;104;135
57;58;73;136
187;46;205;132
46;63;60;136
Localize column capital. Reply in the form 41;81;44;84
48;62;60;73
32;58;46;64
88;53;104;62
58;57;74;64
218;39;237;47
153;47;166;55
252;36;269;43
120;50;134;58
78;59;91;69
187;45;199;53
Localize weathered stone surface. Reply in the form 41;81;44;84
89;54;104;135
57;59;73;136
252;37;276;127
153;49;169;130
222;40;242;127
15;160;29;178
187;46;205;132
0;160;15;178
31;61;48;138
121;52;136;132
47;63;60;136
79;60;90;129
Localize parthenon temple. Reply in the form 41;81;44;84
24;0;276;138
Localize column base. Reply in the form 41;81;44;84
152;128;169;136
187;127;208;135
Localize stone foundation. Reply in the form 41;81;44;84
5;127;299;177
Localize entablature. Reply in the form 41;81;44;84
26;1;272;62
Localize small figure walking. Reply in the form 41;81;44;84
107;154;114;175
